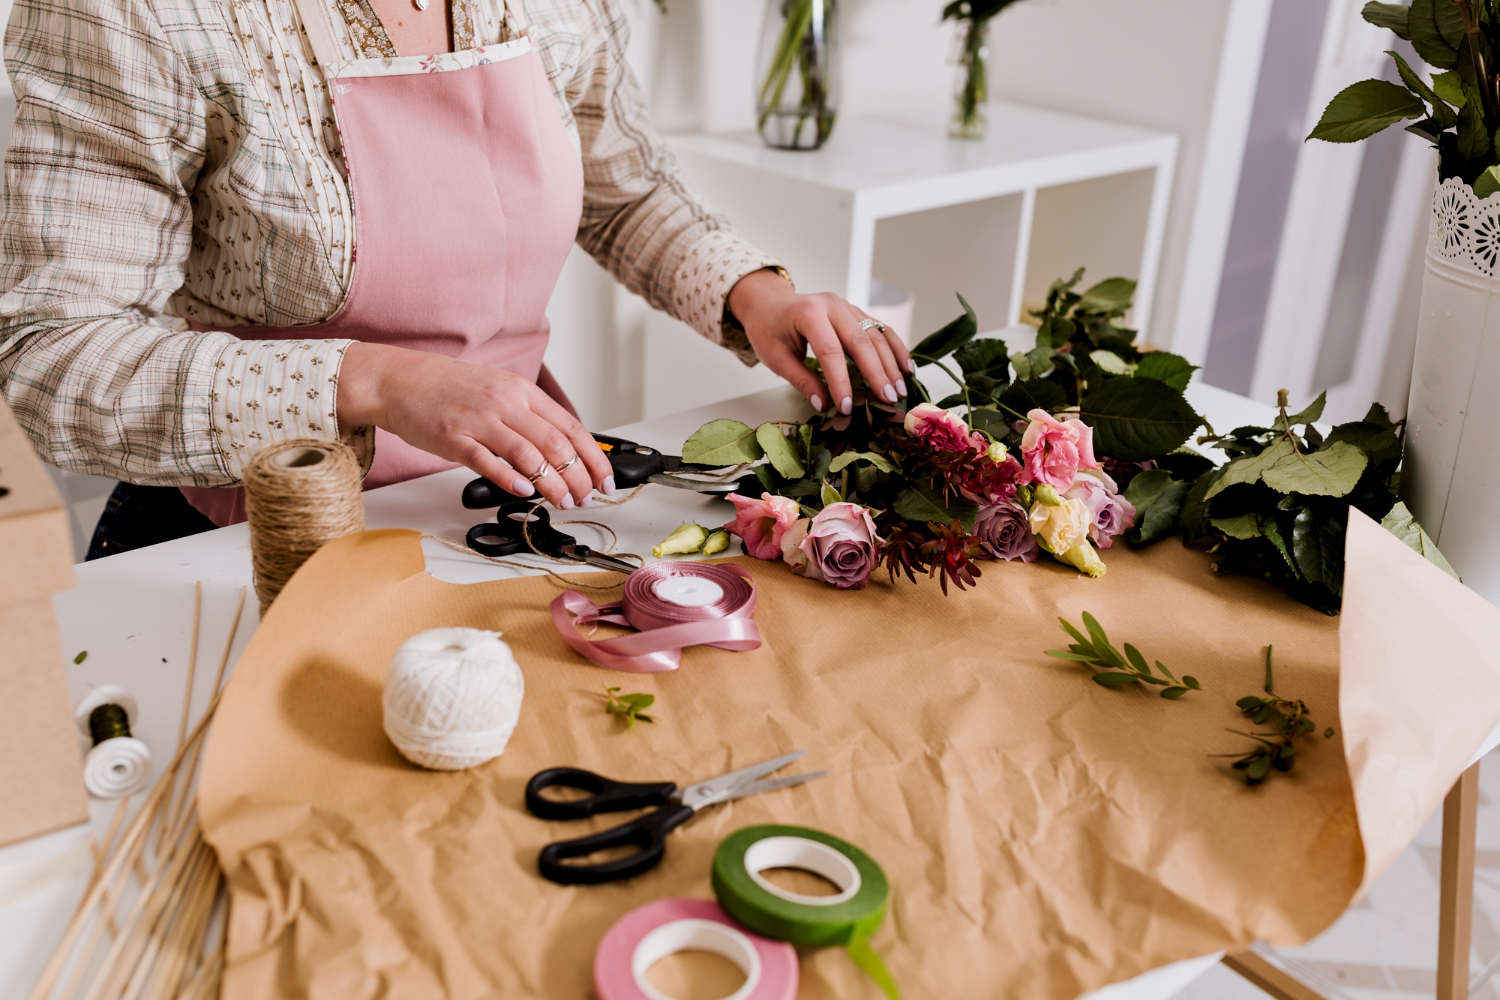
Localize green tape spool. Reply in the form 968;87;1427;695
712;824;900;1000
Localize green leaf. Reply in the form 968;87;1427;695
1089;349;1133;375
998;377;1067;415
1307;78;1425;142
73;650;88;665
967;407;1011;436
1380;501;1460;579
1205;438;1297;499
1160;687;1189;699
1092;672;1140;687
756;422;805;479
1133;351;1198;391
820;481;843;507
1211;514;1263;540
892;483;979;530
1122;469;1190;546
828;451;898;474
1124;643;1150;676
1432;0;1464;47
1081;612;1126;668
1075;277;1136;314
799;423;813;461
1458;86;1489;160
1058;618;1092;649
1409;0;1459;68
1476;165;1500;200
1184;676;1200;690
1178;469;1220;541
1433;70;1465;107
1247;754;1273;781
911;294;978;361
1390;50;1457;128
811;447;832;482
954;337;1011;379
1325;419;1403;467
1362;1;1411;39
1046;650;1101;662
1079;376;1202;461
682;419;763;465
1291;507;1346;592
1285;390;1327;427
1261;441;1369;497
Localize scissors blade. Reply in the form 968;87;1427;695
676;750;807;810
717;770;829;805
557;544;638;575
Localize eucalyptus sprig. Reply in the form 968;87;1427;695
1218;646;1334;784
1046;612;1202;698
603;686;656;730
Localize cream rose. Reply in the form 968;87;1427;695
1027;496;1091;556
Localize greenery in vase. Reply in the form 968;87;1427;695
759;0;837;148
942;0;1025;138
1310;0;1500;195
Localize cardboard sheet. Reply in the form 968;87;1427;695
198;510;1500;999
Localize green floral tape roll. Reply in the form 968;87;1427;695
711;825;900;1000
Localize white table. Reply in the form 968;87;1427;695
0;381;1489;1000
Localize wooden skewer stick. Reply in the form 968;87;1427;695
165;586;245;845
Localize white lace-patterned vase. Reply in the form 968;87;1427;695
1404;177;1500;602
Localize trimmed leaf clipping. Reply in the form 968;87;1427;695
682;419;762;465
1381;501;1460;579
756;422;805;479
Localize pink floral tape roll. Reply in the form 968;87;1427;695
593;897;798;1000
551;563;762;672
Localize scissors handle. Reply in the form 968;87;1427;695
537;802;695;884
525;767;678;820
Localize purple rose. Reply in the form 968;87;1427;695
793;502;880;589
1063;469;1136;549
974;500;1040;562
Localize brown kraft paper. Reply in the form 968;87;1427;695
198;508;1500;999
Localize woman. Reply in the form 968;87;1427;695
0;0;911;557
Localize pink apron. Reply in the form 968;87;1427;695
181;4;583;526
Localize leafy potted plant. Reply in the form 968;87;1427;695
941;0;1026;139
1306;0;1497;595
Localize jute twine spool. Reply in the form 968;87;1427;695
243;438;364;614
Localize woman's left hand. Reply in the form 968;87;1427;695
728;269;912;416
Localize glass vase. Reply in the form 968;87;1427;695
950;19;989;140
755;0;839;151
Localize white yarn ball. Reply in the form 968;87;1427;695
383;628;524;771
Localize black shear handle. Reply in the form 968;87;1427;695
537;802;695;885
525;767;678;820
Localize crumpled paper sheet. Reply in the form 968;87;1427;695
198;509;1500;1000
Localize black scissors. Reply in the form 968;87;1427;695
461;433;757;510
465;498;639;573
526;750;828;884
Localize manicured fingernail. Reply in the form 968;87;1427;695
810;394;823;411
897;379;908;397
512;477;535;496
882;384;897;403
580;494;593;508
840;396;853;415
559;494;574;510
603;476;616;495
904;359;916;373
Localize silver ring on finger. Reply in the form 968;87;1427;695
858;318;887;333
553;453;579;474
527;459;554;484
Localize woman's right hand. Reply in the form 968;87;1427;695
336;343;614;510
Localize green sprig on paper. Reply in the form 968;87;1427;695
603;686;656;730
1046;612;1201;699
1219;646;1333;785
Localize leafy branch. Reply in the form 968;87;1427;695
1217;646;1334;784
603;686;656;730
1046;612;1202;698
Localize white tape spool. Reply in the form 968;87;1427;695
630;918;763;1000
653;575;725;608
742;835;863;906
74;685;154;799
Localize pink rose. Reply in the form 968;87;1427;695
794;502;880;589
904;403;986;454
1063;468;1136;549
1019;409;1099;488
723;492;802;560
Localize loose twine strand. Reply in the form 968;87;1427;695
425;484;649;591
243;438;365;614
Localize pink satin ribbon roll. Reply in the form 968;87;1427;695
551;563;762;673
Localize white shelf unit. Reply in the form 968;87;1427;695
643;101;1179;418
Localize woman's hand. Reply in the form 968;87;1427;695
727;269;913;415
337;343;614;509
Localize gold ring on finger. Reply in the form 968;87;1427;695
554;453;579;474
528;460;554;483
858;318;887;333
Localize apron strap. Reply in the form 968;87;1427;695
296;0;350;79
501;0;529;39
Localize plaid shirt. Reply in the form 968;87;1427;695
0;0;775;485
